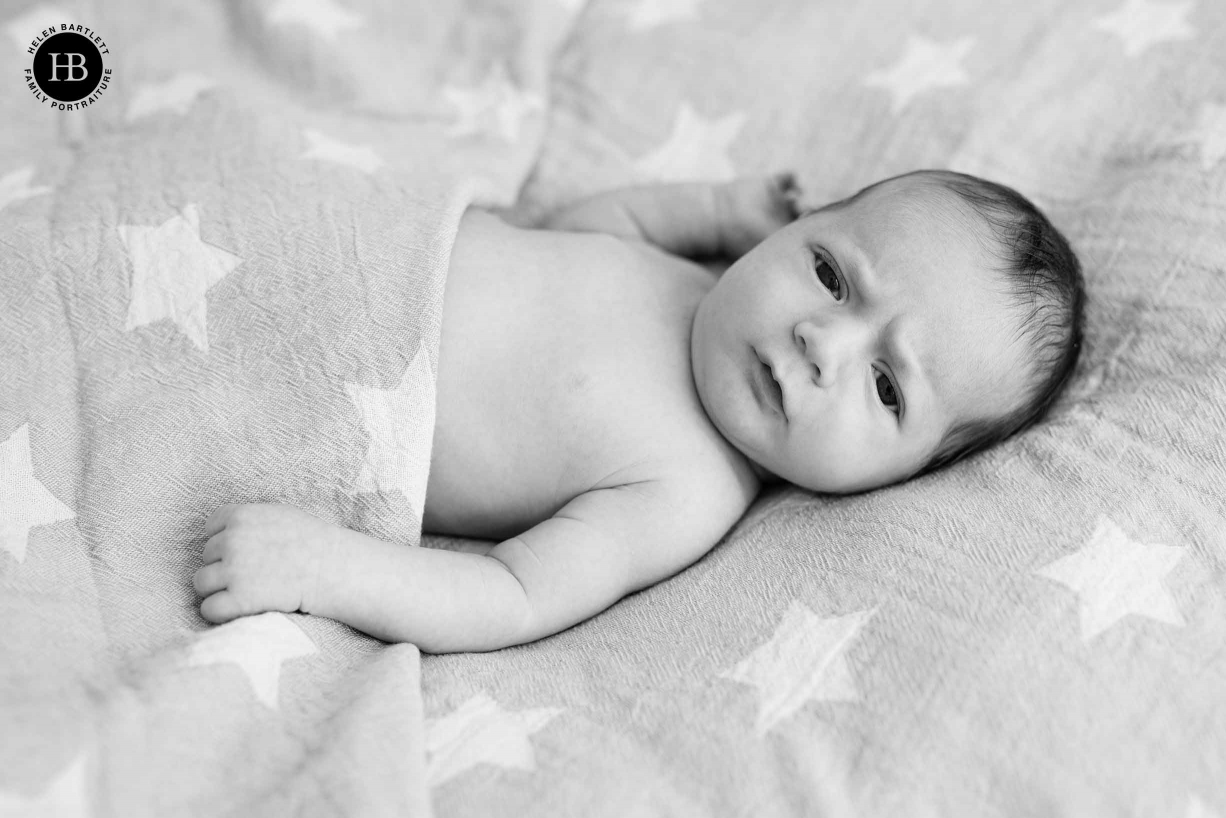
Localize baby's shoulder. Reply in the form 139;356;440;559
621;444;760;538
581;454;756;589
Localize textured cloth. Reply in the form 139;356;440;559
0;0;575;815
446;0;1226;816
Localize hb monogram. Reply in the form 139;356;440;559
47;52;88;81
26;26;111;107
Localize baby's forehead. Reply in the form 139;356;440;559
830;182;1032;426
841;176;986;242
821;183;998;289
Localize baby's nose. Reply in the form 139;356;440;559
793;323;832;385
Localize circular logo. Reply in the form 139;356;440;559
21;24;112;110
33;33;102;101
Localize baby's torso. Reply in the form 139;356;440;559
423;208;757;541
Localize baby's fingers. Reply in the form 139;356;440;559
200;533;227;565
717;174;800;258
774;172;804;220
193;562;228;597
199;590;242;624
203;503;240;538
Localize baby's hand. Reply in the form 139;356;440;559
716;173;804;259
193;503;336;624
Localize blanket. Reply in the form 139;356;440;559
0;0;577;815
476;0;1226;816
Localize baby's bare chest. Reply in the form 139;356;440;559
423;211;733;540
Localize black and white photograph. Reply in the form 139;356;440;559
1;0;1224;815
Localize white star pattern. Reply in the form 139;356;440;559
265;0;364;42
299;129;383;175
1187;795;1224;818
182;612;317;709
344;345;436;516
863;35;974;115
1092;0;1196;57
126;72;216;122
1035;516;1187;642
0;424;75;563
634;102;745;183
4;5;74;51
442;64;545;143
0;167;52;214
1187;102;1226;171
0;752;89;818
720;600;875;735
626;0;701;29
425;692;562;788
117;204;244;352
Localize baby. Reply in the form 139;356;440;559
192;169;1085;653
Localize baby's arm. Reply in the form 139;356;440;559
194;488;737;653
543;175;801;260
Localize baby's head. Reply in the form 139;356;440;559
691;169;1085;494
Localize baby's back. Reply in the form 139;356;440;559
424;208;757;544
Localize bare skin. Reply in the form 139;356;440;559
195;178;798;653
193;174;1029;653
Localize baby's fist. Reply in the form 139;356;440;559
716;173;804;259
194;503;334;624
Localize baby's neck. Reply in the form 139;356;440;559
746;457;779;484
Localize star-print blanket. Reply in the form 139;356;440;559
0;0;576;815
3;0;1226;817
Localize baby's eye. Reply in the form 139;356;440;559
875;370;900;415
813;252;842;300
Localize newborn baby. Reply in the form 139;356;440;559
193;169;1085;653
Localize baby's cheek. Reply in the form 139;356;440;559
790;411;887;493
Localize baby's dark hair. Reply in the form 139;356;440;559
821;169;1086;475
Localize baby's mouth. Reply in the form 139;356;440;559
765;364;785;417
754;350;787;420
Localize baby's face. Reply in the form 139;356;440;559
690;176;1030;493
